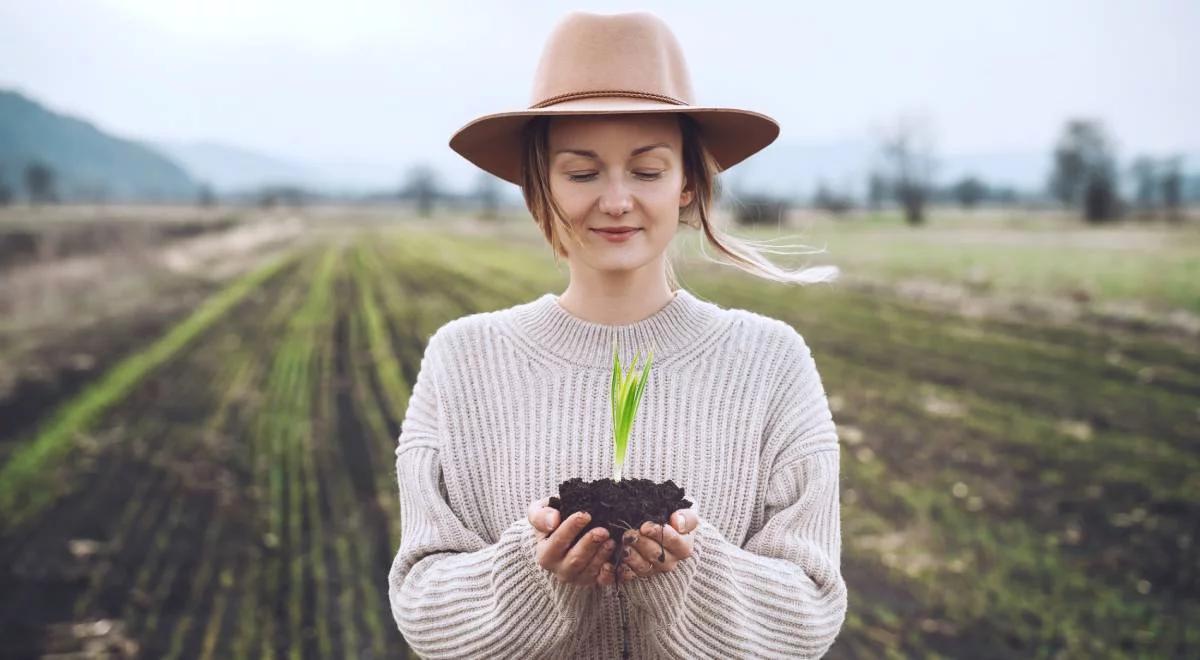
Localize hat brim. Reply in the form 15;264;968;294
449;97;780;186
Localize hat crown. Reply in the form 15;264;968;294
529;11;696;109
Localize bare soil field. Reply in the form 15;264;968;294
0;207;1195;658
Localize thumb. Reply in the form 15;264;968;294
671;508;698;533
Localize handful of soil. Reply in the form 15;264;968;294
549;475;692;660
550;476;692;564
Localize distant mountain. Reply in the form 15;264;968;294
0;88;198;201
154;140;324;193
154;140;415;195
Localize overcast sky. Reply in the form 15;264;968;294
2;0;1197;189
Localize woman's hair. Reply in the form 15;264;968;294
519;113;839;289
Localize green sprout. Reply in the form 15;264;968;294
610;337;654;482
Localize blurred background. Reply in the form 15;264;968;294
1;1;1197;658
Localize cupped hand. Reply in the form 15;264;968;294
527;496;615;587
600;508;698;585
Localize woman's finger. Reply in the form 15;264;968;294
632;523;671;561
670;508;699;534
527;497;555;537
544;511;591;560
623;540;658;576
560;525;609;582
598;561;617;587
640;521;693;561
627;525;682;573
659;520;694;559
582;538;614;585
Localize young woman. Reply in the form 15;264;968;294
388;11;846;659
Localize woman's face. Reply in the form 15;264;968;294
547;113;693;273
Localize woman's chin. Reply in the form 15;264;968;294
590;254;652;272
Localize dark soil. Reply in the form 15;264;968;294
0;259;302;458
0;258;299;658
550;476;691;564
549;476;692;660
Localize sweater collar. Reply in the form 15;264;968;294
508;288;725;369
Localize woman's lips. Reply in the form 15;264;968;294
592;228;641;242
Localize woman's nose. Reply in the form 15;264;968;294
597;179;633;217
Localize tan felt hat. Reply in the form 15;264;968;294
448;10;781;186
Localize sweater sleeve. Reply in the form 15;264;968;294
618;326;848;659
386;329;600;658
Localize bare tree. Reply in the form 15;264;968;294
400;165;440;217
1048;119;1121;222
1083;173;1121;222
812;180;853;216
874;113;937;226
25;161;58;204
950;176;987;209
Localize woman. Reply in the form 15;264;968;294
388;11;846;659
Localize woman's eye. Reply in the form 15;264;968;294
565;171;662;182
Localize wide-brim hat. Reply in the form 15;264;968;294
449;11;780;186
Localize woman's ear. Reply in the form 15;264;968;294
679;177;694;207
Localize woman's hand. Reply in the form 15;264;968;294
602;508;698;584
527;496;615;587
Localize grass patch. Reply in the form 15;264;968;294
0;249;299;525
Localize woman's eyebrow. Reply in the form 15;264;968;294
553;143;671;159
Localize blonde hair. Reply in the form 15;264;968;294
520;113;839;289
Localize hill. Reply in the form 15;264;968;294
0;88;198;202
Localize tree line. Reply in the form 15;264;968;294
797;117;1191;227
394;117;1194;227
3;118;1193;228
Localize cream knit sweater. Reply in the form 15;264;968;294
387;288;847;659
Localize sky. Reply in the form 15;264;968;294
1;0;1197;190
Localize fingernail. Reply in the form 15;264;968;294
592;529;606;541
675;513;684;527
545;512;556;528
579;512;591;523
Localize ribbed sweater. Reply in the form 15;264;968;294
387;287;847;659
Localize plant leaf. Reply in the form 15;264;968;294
611;341;620;442
609;342;656;482
639;352;653;393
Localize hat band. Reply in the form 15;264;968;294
530;89;688;109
